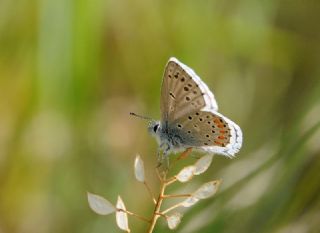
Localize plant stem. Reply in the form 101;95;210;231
161;202;183;215
154;212;167;218
146;149;192;232
118;209;151;223
162;194;192;198
165;177;177;185
144;181;157;204
147;173;167;233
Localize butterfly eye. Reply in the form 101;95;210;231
153;124;159;132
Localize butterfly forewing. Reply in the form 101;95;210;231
161;58;218;122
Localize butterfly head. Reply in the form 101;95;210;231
147;120;161;138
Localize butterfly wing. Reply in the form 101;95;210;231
160;57;242;157
167;109;242;157
160;57;218;122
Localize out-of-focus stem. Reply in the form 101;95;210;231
144;181;157;204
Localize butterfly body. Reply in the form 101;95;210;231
148;57;242;158
149;120;198;154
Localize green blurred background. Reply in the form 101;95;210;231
1;0;320;232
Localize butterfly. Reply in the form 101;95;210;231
142;57;242;159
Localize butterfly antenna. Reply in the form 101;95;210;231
129;112;153;121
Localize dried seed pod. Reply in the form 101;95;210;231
87;192;116;215
134;154;145;183
116;196;130;232
176;166;196;182
167;212;183;230
194;154;214;175
193;180;221;199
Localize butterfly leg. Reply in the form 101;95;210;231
157;148;162;163
156;143;171;169
163;146;171;168
156;143;166;168
177;147;193;160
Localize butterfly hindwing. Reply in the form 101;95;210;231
167;109;242;157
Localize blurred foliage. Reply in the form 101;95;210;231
0;0;320;232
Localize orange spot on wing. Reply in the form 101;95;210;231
220;130;227;133
214;119;220;124
218;135;225;140
218;124;224;128
214;140;223;145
